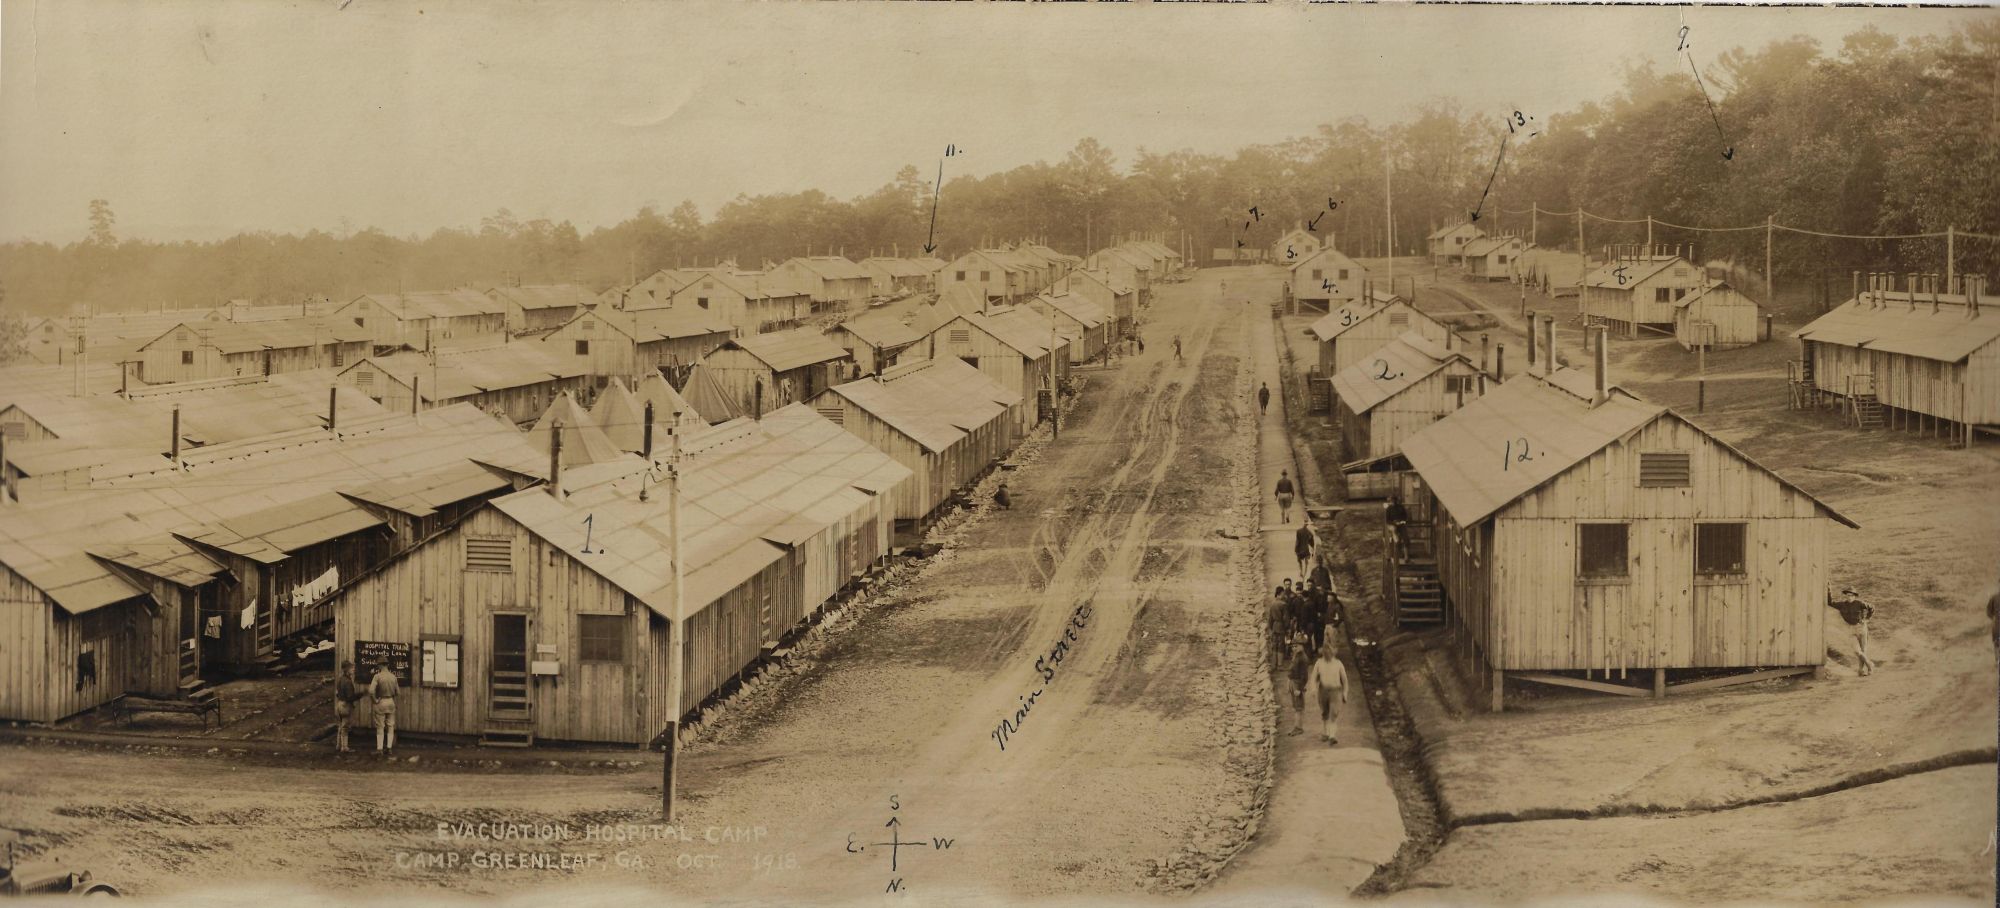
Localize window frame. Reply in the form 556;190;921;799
577;613;626;664
574;339;591;356
1576;522;1630;584
419;634;462;689
1694;522;1749;584
180;350;195;365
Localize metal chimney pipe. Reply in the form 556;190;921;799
1526;312;1539;372
170;405;182;464
1594;326;1609;405
1544;313;1559;373
1494;344;1506;382
412;374;421;415
1480;333;1491;374
549;419;564;498
642;401;656;460
328;387;339;434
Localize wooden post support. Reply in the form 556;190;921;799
1653;668;1667;698
1489;668;1505;713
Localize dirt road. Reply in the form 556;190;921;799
1;269;1284;903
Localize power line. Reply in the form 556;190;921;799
1491;206;1988;243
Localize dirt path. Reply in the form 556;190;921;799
1;270;1278;904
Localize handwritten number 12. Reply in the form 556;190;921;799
1502;437;1534;470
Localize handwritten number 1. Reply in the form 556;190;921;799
581;514;599;554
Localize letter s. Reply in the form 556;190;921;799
1035;657;1055;683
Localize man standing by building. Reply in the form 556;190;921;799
333;661;362;753
369;661;400;753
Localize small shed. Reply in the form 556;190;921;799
1063;268;1137;339
1330;332;1485;462
1400;360;1857;711
770;257;874;311
939;250;1031;306
807;356;1021;525
1308;292;1451;378
329;290;509;352
922;309;1062;436
1673;281;1762;350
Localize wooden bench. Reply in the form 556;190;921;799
110;693;222;731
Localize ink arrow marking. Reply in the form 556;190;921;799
1308;212;1325;232
1469;133;1509;222
922;158;943;254
885;817;901;828
1686;54;1734;161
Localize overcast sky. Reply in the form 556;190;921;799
0;1;1985;244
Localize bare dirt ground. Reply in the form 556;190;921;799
0;271;1281;903
1302;262;2000;905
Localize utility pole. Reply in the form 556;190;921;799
1385;152;1395;289
663;420;685;822
1645;215;1653;253
1946;225;1956;292
1531;203;1538;247
1049;322;1060;440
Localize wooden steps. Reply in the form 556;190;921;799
480;716;534;748
1851;394;1884;429
1395;560;1445;626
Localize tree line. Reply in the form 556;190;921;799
1;21;1992;323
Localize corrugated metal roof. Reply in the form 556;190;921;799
1329;332;1468;415
1070;268;1135;296
1583;257;1684;289
633;307;736;340
726;328;851;373
1031;292;1108;330
787;256;872;282
487;284;596;312
0;403;544;613
491;403;909;617
138;320;368;355
345;289;506;321
836;313;922;350
1402;372;1664;528
1461;237;1521;258
1308;294;1419;343
823;356;1018;454
1794;294;2000;363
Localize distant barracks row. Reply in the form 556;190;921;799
0;239;1185;746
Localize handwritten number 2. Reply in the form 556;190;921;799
1678;25;1690;51
1373;359;1401;381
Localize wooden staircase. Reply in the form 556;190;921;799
1847;375;1884;429
481;669;534;746
1395;558;1445;625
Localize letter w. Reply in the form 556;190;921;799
932;837;954;850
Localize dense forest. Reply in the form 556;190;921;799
1;21;1993;321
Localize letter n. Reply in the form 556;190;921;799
885;878;905;893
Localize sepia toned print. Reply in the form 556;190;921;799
0;2;1994;905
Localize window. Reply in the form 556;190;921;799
697;297;710;309
1338;269;1351;280
581;319;595;331
1445;374;1473;394
1695;523;1747;577
1674;288;1688;301
1311;268;1323;280
180;350;195;365
1578;524;1629;580
816;405;845;426
980;270;991;281
420;636;461;688
1638;451;1691;487
1;422;25;440
949;328;971;344
1389;311;1409;327
465;535;512;572
332;348;345;367
575;340;591;355
955;270;966;281
578;614;624;663
1496;255;1509;265
355;370;373;386
960;355;979;369
354;317;366;327
176;331;190;344
1656;288;1673;303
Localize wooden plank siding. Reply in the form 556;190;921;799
0;565;153;723
1356;363;1483;461
1808;338;1998;425
1444;415;1831;672
1328;305;1451;378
